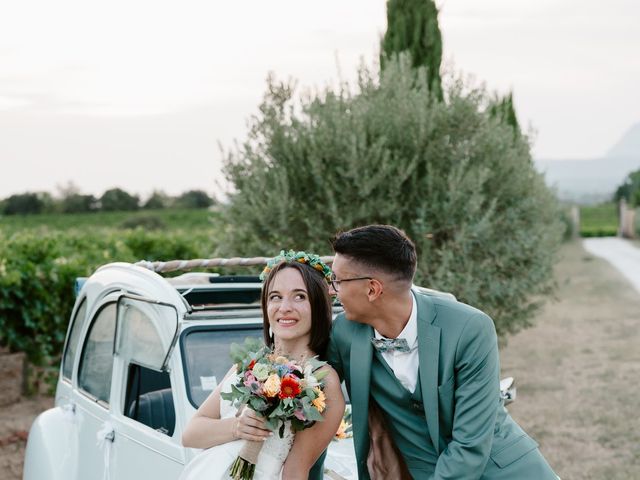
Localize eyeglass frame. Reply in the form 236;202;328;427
330;276;373;292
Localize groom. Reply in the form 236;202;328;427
326;225;557;479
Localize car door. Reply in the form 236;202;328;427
74;300;118;480
109;294;185;479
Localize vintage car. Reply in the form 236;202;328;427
22;259;361;480
23;257;511;480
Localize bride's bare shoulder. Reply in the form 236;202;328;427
317;364;341;390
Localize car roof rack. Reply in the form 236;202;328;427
135;255;335;313
134;256;334;274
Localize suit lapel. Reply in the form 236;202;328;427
350;322;374;462
416;293;442;453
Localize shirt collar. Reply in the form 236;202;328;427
374;292;418;349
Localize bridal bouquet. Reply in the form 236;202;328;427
221;344;329;480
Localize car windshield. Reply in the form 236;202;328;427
181;326;263;408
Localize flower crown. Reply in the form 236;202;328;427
260;249;332;283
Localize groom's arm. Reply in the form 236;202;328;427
431;313;500;480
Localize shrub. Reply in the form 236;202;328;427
0;229;213;385
221;56;563;337
99;188;140;211
2;192;46;215
175;190;215;209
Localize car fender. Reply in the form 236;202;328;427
23;407;80;480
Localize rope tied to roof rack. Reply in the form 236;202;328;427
135;256;334;274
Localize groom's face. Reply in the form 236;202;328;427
331;254;373;324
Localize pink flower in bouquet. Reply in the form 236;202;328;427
243;372;262;394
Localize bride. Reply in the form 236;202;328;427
180;252;345;480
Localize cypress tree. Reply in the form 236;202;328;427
381;0;443;100
489;92;521;136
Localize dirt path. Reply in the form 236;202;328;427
583;237;640;293
501;241;640;480
0;396;53;480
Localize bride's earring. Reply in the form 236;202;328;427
268;326;274;341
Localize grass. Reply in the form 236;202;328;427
500;240;640;479
0;208;219;233
579;202;618;237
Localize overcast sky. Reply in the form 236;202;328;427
1;0;639;199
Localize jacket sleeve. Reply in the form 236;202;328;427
431;313;500;480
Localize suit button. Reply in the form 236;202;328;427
412;401;423;411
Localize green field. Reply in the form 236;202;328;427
580;203;618;237
0;208;220;233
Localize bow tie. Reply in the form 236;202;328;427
371;337;411;353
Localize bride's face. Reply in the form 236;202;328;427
266;267;312;346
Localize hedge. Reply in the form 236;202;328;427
0;228;214;380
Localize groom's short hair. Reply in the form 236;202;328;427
332;224;417;283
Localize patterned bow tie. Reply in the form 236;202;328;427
371;337;411;353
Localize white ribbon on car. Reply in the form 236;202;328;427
96;421;115;480
61;403;77;423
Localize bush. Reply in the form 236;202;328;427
221;56;563;337
0;229;213;383
580;227;618;237
143;190;171;209
61;193;97;213
175;190;214;209
99;188;140;211
1;192;46;215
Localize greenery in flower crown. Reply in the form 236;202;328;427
260;249;332;283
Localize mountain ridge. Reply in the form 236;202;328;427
535;121;640;203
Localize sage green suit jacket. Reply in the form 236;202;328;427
327;291;557;480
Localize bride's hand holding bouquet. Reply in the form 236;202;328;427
221;345;329;480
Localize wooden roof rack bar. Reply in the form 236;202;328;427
135;256;334;274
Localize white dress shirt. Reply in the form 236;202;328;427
374;293;419;393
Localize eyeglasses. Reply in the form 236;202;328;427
330;276;372;292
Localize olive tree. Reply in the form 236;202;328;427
221;57;563;337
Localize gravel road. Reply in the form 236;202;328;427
582;237;640;293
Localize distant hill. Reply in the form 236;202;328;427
607;122;640;158
536;122;640;203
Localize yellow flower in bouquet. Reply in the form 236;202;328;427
263;374;281;398
335;419;349;439
311;387;326;413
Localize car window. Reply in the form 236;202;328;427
124;363;175;436
78;302;117;404
181;327;263;408
116;297;167;371
62;297;88;381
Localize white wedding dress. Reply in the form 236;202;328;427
179;373;295;480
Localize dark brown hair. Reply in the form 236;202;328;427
260;261;332;359
332;224;417;283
